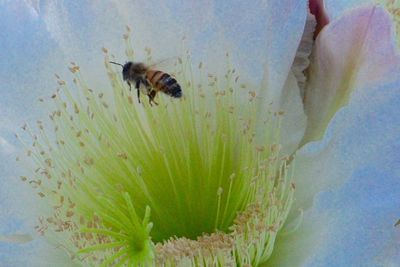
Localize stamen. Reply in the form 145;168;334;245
215;187;224;230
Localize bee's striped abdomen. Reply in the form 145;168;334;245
146;70;182;98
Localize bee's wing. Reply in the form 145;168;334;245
147;57;179;69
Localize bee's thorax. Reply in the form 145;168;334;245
122;62;147;81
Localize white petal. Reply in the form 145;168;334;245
213;0;308;82
258;0;308;107
0;238;80;267
277;9;316;154
272;71;307;155
292;11;316;98
36;0;310;81
0;234;32;243
324;0;375;20
0;0;310;109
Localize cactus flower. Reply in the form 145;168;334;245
0;0;399;266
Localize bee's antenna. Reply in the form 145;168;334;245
109;61;124;67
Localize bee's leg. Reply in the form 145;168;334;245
135;80;141;104
141;78;156;106
136;88;141;104
149;90;159;106
144;79;152;92
147;94;153;106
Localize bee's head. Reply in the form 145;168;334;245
122;62;133;81
110;61;146;80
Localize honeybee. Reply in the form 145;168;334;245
110;61;182;106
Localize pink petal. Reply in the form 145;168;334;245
309;0;330;37
301;6;400;146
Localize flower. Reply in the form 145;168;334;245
0;0;399;266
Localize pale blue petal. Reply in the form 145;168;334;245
269;62;400;266
298;6;400;209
